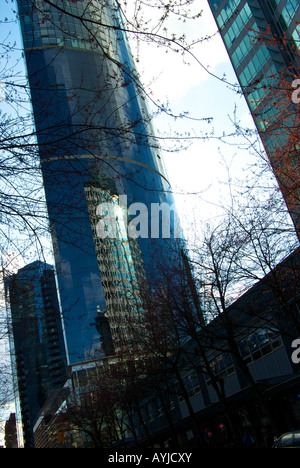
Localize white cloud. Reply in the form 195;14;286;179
128;2;229;101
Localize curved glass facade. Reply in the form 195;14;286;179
17;0;184;363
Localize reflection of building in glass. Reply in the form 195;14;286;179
208;0;300;236
5;261;67;448
16;0;184;364
85;177;147;354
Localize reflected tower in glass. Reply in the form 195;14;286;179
208;0;300;237
16;0;187;363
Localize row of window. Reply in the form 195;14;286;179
21;0;122;60
216;0;241;27
247;61;283;114
205;353;235;387
239;46;271;88
142;396;175;423
211;0;298;22
292;26;300;50
231;29;257;69
267;0;300;51
239;328;282;364
177;372;202;402
216;0;299;84
269;0;299;18
281;0;299;27
223;4;252;49
140;328;283;422
141;372;201;422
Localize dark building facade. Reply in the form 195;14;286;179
5;261;67;448
33;248;300;448
4;413;18;449
16;0;186;364
104;248;300;448
207;0;300;236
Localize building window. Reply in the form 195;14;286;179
223;4;252;49
239;328;282;364
157;395;175;417
216;0;242;27
176;371;201;403
184;372;201;397
292;26;300;49
205;353;235;387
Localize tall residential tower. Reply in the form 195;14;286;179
16;0;186;363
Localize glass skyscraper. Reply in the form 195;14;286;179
16;0;185;364
208;0;300;236
5;261;67;448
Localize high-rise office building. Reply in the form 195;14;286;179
5;261;67;448
208;0;300;236
16;0;186;363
